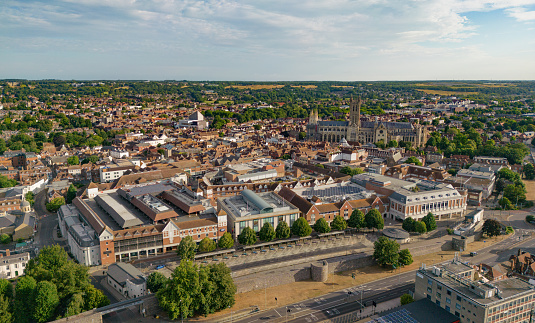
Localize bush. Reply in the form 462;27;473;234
506;226;514;235
446;228;453;235
402;218;415;232
330;215;347;231
238;227;257;246
292;217;312;237
259;222;276;242
414;221;427;234
218;233;234;249
526;215;535;223
400;294;414;305
275;222;291;240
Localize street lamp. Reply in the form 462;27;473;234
228;306;232;323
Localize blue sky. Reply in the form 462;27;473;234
1;0;535;80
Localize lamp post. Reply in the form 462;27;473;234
229;306;233;323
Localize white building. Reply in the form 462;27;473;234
0;251;29;279
58;204;101;266
110;150;129;159
177;111;209;130
99;165;135;183
107;262;147;299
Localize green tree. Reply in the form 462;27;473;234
365;209;384;231
524;163;535;180
499;168;520;182
66;184;77;204
482;219;502;238
33;281;59;323
414;221;427;234
330;215;347;231
0;295;12;323
46;197;65;212
499;197;513;210
496;178;506;192
504;184;526;204
177;236;197;261
348;209;365;231
402;217;415;232
373;236;400;268
291;217;312;237
313;218;331;233
218;232;234;249
25;191;35;206
398;249;413;266
65;293;84;318
0;234;11;245
0;175;17;188
387;140;398;148
0;279;13;300
400;294;414;305
298;132;307;140
237;227;257;246
81;155;99;164
208;263;236;312
527;215;535;223
14;276;37;323
67;155;79;165
405;156;422;166
198;237;216;253
259;222;276;242
422;213;437;231
275;221;291;239
82;285;109;311
147;272;168;294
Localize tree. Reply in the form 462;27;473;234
0;295;11;323
313;218;331;233
65;293;84;318
422;213;437;231
198;237;216;253
398;249;413;266
14;276;37;323
496;178;506;192
348;209;365;231
527;215;535;223
81;155;99;164
426;137;437;147
499;197;513;210
67;156;79;165
33;281;59;323
405;156;422;166
177;236;197;261
218;232;234;249
400;294;414;305
298;132;307;140
340;166;364;176
66;184;77;204
0;279;13;300
373;236;400;268
157;261;236;320
0;234;11;245
414;221;427;234
25;191;35;207
524;163;535;180
53;135;66;147
330;215;347;231
482;219;502;238
275;221;291;240
504;184;526;204
291;217;312;237
402;218;415;232
46;197;65;212
0;175;17;188
147;272;168;294
499;168;520;182
387;140;398;148
259;222;276;242
237;227;257;246
365;209;384;231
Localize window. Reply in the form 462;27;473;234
455;311;460;317
456;303;461;310
427;287;432;293
447;290;452;296
446;298;451;304
427;294;432;300
456;295;462;302
437;285;442;290
428;279;433;285
436;292;441;299
436;300;441;306
445;305;450;312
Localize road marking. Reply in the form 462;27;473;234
273;308;281;317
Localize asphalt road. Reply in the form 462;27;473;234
33;190;59;250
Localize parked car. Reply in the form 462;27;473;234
155;265;165;269
470;252;477;257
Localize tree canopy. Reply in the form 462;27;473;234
259;222;276;242
330;215;348;231
237;227;257;245
373;237;400;268
291;217;312;237
365;209;384;231
177;236;197;261
313;218;331;233
348;209;365;230
275;221;291;240
218;232;234;249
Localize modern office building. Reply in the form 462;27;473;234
415;260;535;323
217;189;300;237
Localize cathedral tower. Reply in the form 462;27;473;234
349;97;362;127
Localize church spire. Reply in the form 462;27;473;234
350;96;361;127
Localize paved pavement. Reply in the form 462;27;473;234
33;190;60;250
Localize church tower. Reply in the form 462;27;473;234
308;109;318;124
349;97;361;127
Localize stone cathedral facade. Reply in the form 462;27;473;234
306;98;427;147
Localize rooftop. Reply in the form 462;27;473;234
220;190;298;219
95;194;144;228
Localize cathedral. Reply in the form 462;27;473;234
306;98;427;147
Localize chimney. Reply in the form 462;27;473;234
518;249;522;257
6;249;10;257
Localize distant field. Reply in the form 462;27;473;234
226;84;317;90
331;85;353;88
416;89;479;95
114;86;129;90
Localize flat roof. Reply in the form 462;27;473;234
94;194;144;229
374;298;459;323
221;191;298;219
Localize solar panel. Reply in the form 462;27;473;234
365;308;418;323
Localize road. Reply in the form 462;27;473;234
33;189;59;250
226;229;531;323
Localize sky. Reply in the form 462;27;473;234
1;0;535;81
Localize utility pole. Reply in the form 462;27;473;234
265;279;267;309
